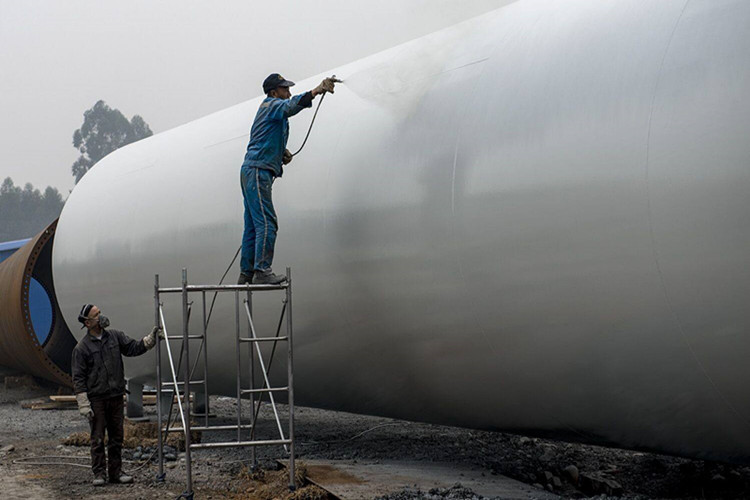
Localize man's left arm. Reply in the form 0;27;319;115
116;327;160;357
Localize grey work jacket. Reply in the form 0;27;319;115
71;329;148;400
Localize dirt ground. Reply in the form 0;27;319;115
0;373;749;500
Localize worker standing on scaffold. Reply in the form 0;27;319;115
238;73;338;285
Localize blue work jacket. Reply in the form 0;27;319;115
241;92;313;177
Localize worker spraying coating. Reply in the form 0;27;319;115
238;73;340;285
71;304;162;486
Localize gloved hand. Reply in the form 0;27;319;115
282;149;293;165
313;77;339;96
143;325;163;350
76;392;94;420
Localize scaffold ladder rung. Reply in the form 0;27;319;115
191;439;291;450
163;380;205;386
164;424;254;433
241;387;288;394
165;334;204;341
239;336;288;342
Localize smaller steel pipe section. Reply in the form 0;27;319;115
286;267;295;491
241;387;289;394
190;439;291;450
181;268;193;497
239;336;288;343
0;221;73;386
154;274;164;479
166;335;204;341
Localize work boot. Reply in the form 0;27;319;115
111;474;133;484
92;475;106;486
252;269;287;285
237;271;254;285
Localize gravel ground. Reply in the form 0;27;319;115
0;372;749;499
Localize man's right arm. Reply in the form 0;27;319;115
275;77;339;119
71;348;88;394
71;347;94;419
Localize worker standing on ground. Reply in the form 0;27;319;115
71;304;162;486
238;73;339;285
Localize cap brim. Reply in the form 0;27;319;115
278;80;295;88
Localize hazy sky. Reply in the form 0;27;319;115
0;0;512;194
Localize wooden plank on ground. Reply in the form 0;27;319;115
49;395;77;402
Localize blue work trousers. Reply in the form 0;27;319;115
240;167;278;273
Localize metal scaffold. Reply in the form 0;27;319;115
154;268;295;500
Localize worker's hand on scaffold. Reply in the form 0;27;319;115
142;325;163;350
283;149;293;165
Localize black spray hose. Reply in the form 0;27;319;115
290;91;326;157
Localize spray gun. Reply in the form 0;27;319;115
330;75;343;84
321;75;343;94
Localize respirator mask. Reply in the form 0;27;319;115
97;315;110;329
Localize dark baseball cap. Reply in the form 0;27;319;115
263;73;295;94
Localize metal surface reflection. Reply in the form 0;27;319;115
53;0;750;462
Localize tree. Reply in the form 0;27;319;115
71;100;153;183
0;177;65;241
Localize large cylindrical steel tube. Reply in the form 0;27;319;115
0;220;74;386
52;0;750;462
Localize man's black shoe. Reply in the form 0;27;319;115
237;272;254;285
111;474;133;484
252;270;287;285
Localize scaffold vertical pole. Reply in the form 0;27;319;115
286;267;295;491
154;274;165;481
182;269;193;498
235;290;241;443
202;290;209;427
247;288;257;467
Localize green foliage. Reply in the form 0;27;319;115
71;100;153;183
0;177;65;241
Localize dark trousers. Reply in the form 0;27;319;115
89;395;124;479
240;166;278;273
